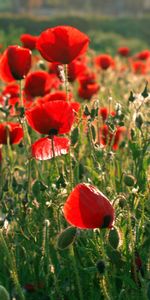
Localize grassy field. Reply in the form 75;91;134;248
0;15;149;300
0;14;150;53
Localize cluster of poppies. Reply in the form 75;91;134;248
0;25;149;230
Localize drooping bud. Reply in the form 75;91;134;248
0;286;10;300
57;226;77;250
135;113;143;129
96;260;106;275
124;174;136;187
108;227;120;249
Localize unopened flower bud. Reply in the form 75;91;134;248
135;113;143;129
124;174;136;187
96;260;106;274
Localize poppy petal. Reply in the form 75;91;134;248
26;101;75;135
0;122;23;145
63;183;115;229
37;26;89;64
32;136;70;160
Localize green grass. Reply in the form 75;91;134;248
0;14;149;300
0;14;149;53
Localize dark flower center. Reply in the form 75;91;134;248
101;215;112;228
48;128;58;136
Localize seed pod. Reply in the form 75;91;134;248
57;226;77;250
91;124;96;141
96;260;105;275
135;113;143;129
118;195;126;208
141;82;149;98
124;174;136;187
106;246;123;267
71;127;79;146
108;227;119;249
0;286;10;300
128;91;136;102
84;105;90;116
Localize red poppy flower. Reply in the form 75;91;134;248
78;71;96;87
0;122;23;144
95;54;114;70
48;62;60;76
136;49;150;61
63;183;115;229
131;61;146;75
100;124;126;150
99;107;115;122
78;71;100;100
26;100;75;135
2;83;20;98
38;91;73;104
78;83;100;100
0;83;20;107
32;136;70;160
99;107;109;122
118;47;130;57
68;59;87;82
0;45;31;82
70;102;81;114
20;33;38;50
36;25;90;64
24;71;60;99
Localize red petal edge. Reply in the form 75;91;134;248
32;136;70;160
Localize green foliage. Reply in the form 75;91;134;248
0;14;149;52
0;17;149;300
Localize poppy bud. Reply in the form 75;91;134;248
0;285;10;300
84;105;90;116
108;227;119;249
57;226;77;250
141;82;149;98
128;91;136;102
124;174;136;187
135;113;143;129
96;260;106;275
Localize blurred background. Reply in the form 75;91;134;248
0;0;150;53
1;0;150;15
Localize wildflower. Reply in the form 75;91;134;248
37;25;89;64
63;183;115;229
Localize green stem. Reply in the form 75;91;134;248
64;64;74;189
51;136;59;176
64;64;69;102
0;230;25;300
70;245;83;300
19;80;32;199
